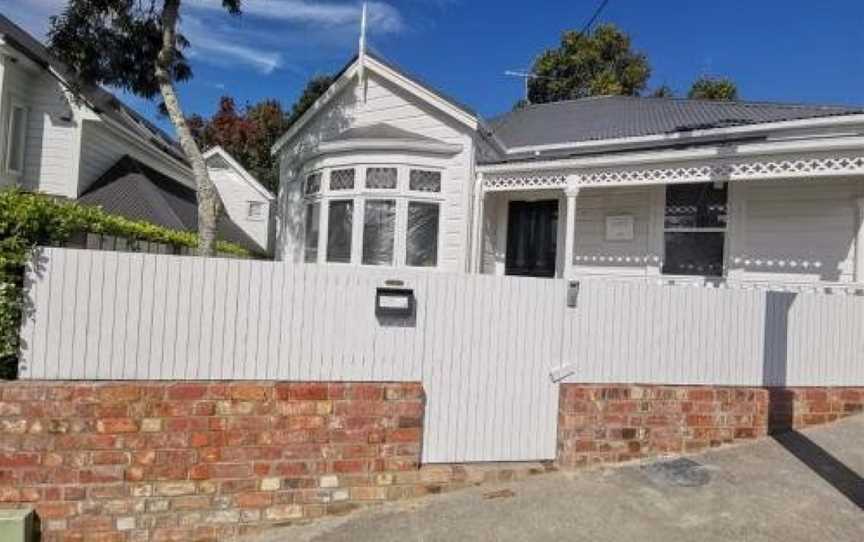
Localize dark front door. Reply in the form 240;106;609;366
506;200;558;277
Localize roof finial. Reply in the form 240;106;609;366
358;2;368;102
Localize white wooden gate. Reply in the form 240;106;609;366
419;274;566;463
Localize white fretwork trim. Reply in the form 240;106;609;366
483;172;567;191
483;154;864;191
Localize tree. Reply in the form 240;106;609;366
187;75;333;192
48;0;242;256
650;84;675;98
287;75;335;127
688;76;739;101
188;97;290;192
527;23;651;104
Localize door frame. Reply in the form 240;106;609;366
491;191;566;278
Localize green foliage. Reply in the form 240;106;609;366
688;76;739;101
287;75;335;127
0;189;248;378
47;0;241;100
528;23;651;104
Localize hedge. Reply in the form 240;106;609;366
0;188;251;378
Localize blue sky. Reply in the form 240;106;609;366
3;0;864;133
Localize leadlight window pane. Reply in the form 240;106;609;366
406;202;439;267
304;172;321;195
362;200;396;266
664;182;728;229
304;202;320;263
662;232;725;277
326;200;353;263
365;167;397;189
409;170;441;192
330;168;355;190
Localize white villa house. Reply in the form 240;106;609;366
0;15;274;254
274;51;864;285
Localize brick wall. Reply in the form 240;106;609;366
557;384;864;468
1;381;862;540
0;382;424;541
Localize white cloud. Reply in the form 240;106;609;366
187;0;404;33
182;16;284;74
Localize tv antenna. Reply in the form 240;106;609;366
504;70;557;104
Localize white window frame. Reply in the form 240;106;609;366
661;181;730;278
5;99;28;177
246;201;266;221
300;164;445;268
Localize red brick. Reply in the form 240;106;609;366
166;384;209;400
276;384;328;401
96;418;138;434
230;384;270;401
34;501;78;519
0;452;40;467
235;492;272;508
97;385;141;403
92;451;130;465
385;428;421;443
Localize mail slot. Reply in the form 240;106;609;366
376;287;414;318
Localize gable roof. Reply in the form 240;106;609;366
0;14;187;165
272;50;479;155
78;156;259;252
203;146;275;201
490;95;864;151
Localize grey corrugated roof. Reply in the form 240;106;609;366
79;156;260;252
0;14;187;164
490;95;864;150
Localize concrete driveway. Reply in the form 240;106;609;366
251;416;864;542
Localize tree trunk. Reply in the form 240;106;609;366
156;0;221;256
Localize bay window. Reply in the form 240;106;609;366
662;182;728;277
301;165;443;268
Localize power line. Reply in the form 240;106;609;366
580;0;611;35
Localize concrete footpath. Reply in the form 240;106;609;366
250;416;864;542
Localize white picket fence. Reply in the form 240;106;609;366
16;248;864;462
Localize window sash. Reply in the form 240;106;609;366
304;202;320;263
304;173;321;195
662;182;728;277
330;168;355;191
406;201;439;267
247;202;265;220
6;104;27;175
365;167;398;190
409;169;442;193
326;200;353;263
362;199;396;266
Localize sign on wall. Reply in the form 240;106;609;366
605;215;634;241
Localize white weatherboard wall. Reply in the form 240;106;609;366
207;163;272;253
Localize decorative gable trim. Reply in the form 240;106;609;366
271;55;478;156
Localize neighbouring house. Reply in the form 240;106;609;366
273;51;864;285
0;15;274;254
